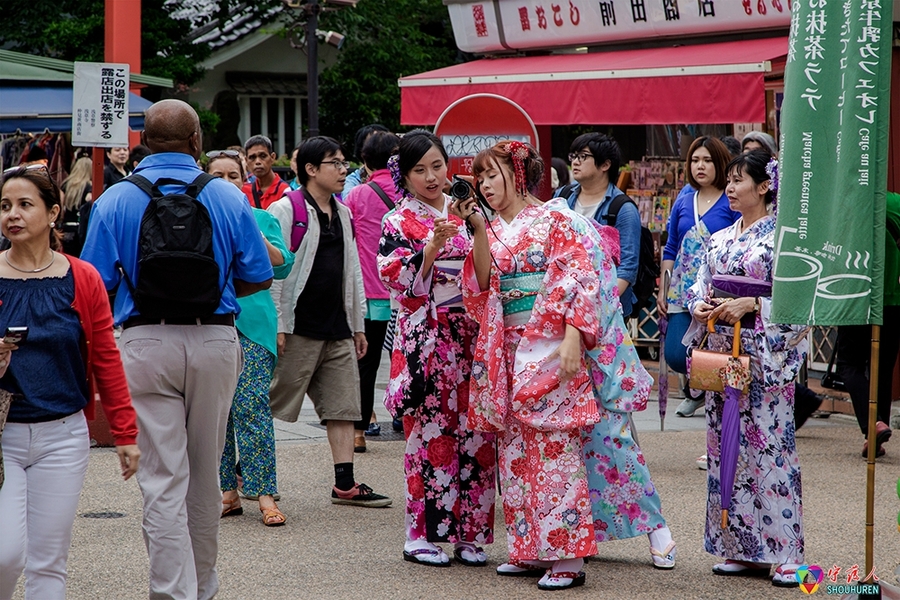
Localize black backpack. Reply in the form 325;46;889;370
605;195;660;319
119;173;224;319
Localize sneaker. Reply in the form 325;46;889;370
696;454;708;470
365;422;381;436
331;483;392;507
676;397;704;418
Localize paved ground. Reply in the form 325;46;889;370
13;360;900;600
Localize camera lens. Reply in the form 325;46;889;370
450;178;474;200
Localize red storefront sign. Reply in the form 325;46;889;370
433;93;539;176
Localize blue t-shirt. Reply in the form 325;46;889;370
81;153;274;326
0;270;89;422
662;187;740;262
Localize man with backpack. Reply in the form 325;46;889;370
82;99;273;600
267;136;392;508
557;132;657;319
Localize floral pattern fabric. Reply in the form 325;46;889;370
462;204;603;561
685;216;809;564
379;196;495;544
543;199;667;542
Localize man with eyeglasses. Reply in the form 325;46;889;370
267;136;391;508
558;133;641;319
242;135;289;209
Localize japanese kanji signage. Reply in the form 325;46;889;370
446;0;791;53
72;62;130;147
433;94;539;178
771;0;891;325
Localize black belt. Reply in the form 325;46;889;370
123;314;235;329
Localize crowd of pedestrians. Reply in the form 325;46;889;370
0;98;897;598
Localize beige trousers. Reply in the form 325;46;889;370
120;324;241;600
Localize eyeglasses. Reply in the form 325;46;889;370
567;152;593;164
320;159;350;171
206;150;241;159
3;163;50;177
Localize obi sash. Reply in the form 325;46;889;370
499;271;545;328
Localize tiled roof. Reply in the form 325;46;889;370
178;1;284;51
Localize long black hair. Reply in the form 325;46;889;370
397;130;448;191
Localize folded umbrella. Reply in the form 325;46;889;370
658;316;668;431
717;320;752;529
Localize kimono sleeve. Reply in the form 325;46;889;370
377;211;429;313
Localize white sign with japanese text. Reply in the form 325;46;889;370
447;0;792;53
72;62;130;147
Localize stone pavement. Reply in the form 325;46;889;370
15;359;900;600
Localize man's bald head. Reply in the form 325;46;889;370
141;100;202;158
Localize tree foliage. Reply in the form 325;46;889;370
0;0;272;86
317;0;459;146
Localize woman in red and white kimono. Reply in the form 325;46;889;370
460;142;604;591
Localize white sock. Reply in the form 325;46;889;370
649;526;673;551
550;558;584;575
405;538;440;553
454;542;486;562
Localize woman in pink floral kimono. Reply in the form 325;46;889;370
378;130;495;568
460;142;606;590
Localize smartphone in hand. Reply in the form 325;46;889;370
3;326;28;345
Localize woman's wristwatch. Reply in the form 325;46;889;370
753;297;761;312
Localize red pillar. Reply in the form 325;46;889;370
89;0;144;447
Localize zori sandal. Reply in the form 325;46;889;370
260;506;286;527
537;571;586;591
712;560;770;577
650;541;676;569
496;561;547;577
454;545;487;567
403;547;451;567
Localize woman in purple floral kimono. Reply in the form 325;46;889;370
378;131;495;568
685;150;809;587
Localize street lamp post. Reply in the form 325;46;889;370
306;0;320;137
285;0;356;139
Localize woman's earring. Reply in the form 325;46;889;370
50;221;56;228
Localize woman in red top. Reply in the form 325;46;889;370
0;165;139;600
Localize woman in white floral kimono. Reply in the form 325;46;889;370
685;150;809;587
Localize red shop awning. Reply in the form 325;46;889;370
399;37;787;126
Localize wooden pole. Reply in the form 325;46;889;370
864;324;880;587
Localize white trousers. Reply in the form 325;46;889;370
0;412;90;600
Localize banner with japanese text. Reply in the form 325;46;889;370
72;62;130;147
771;0;891;325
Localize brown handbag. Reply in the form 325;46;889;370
688;319;751;394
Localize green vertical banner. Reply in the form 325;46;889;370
772;0;892;326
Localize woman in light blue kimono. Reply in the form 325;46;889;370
544;197;678;570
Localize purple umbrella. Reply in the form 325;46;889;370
717;320;752;529
658;316;668;431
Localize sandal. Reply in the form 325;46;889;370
712;560;770;577
260;506;286;527
772;564;801;587
496;560;547;577
221;497;243;518
454;545;487;567
403;547;450;568
650;541;676;569
537;571;586;591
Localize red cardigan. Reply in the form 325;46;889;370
67;255;138;446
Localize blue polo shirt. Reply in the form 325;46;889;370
81;153;274;326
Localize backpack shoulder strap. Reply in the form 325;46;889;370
124;174;156;198
284;190;309;253
604;193;635;227
367;181;395;211
186;172;216;198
